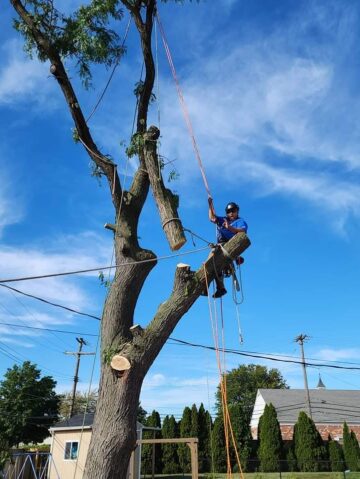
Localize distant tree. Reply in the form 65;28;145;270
0;437;10;474
58;389;98;418
178;406;192;472
161;415;180;474
258;403;283;472
137;404;147;424
328;435;345;472
293;411;327;472
191;404;199;438
343;423;360;471
198;404;212;472
141;410;162;474
212;416;226;473
216;364;288;424
0;362;59;446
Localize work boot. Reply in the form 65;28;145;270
212;288;227;298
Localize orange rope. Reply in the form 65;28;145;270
156;11;212;199
203;266;245;479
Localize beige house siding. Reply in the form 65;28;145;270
48;428;92;479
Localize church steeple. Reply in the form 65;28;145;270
316;374;326;389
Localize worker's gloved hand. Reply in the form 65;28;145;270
208;197;214;207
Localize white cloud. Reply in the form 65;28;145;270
315;348;360;361
152;5;360;225
0;180;23;238
0;39;56;108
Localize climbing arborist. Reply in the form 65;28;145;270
207;198;248;298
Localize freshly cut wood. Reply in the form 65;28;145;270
143;126;187;251
110;355;131;371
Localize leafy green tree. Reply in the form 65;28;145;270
0;362;59;446
137;404;147;424
328;436;345;472
258;403;283;472
343;422;360;471
178;406;192;472
293;411;327;472
161;415;180;474
58;389;98;418
216;364;288;424
141;410;162;475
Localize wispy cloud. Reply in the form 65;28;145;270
315;348;360;361
152;2;360;227
0;39;56;109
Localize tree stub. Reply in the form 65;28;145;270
143;126;187;251
110;355;131;372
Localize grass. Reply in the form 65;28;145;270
142;474;360;479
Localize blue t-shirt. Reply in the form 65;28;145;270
215;215;248;243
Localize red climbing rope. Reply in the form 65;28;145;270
156;11;212;199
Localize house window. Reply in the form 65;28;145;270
64;441;79;460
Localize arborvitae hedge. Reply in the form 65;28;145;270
258;403;283;472
343;422;360;471
162;415;180;474
198;403;212;472
328;435;345;472
141;410;162;474
178;406;192;472
211;415;226;473
293;411;327;471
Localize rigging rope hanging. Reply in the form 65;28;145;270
86;16;132;123
155;11;212;199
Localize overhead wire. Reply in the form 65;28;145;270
0;321;98;336
0;245;209;283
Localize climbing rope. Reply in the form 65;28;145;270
156;10;212;199
203;266;245;479
86;16;132;123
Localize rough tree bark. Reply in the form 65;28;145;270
10;1;251;478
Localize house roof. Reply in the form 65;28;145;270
50;414;146;432
257;389;360;424
50;413;95;431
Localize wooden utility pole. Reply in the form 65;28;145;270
65;337;95;417
295;334;312;419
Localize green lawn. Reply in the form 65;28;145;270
142;473;360;479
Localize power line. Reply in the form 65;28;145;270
167;338;360;371
0;246;209;283
0;284;101;321
0;321;98;336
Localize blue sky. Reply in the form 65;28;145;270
1;0;360;421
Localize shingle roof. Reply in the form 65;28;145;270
258;389;360;424
51;413;95;430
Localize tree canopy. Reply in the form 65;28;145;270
0;361;59;446
216;364;288;422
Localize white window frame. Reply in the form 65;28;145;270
64;440;79;461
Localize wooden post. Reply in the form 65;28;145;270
137;438;198;479
188;440;199;479
143;126;187;251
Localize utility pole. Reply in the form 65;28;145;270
65;337;95;418
295;334;312;419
